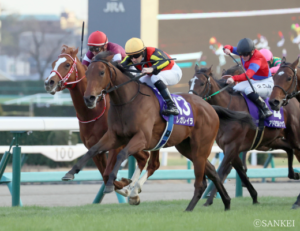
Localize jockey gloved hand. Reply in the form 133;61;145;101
224;48;231;55
142;67;154;74
222;75;235;84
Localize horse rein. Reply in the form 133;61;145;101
273;65;298;106
50;53;86;90
189;72;234;109
91;59;149;106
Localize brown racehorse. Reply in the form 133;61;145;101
62;51;258;211
189;64;300;207
44;45;151;196
269;57;300;209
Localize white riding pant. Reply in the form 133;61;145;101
233;77;274;99
139;63;182;87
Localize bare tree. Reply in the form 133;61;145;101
19;20;74;80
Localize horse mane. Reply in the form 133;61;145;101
223;64;240;76
112;62;136;79
94;51;115;62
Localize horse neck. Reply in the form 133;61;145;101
108;67;139;105
69;60;104;120
207;77;248;112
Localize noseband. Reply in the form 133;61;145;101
273;65;298;106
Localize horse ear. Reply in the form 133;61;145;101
72;48;79;56
281;56;286;66
291;57;300;69
207;65;213;74
61;45;67;53
195;64;199;72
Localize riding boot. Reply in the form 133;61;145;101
247;92;273;119
154;80;179;116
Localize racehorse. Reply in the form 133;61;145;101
269;57;300;209
44;45;150;195
62;51;258;211
189;64;300;207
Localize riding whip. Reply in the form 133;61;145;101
80;21;85;62
223;48;257;94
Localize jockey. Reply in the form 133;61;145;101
259;48;281;75
82;31;126;67
223;38;273;119
120;37;182;116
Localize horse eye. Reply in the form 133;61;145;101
200;83;205;86
287;77;292;81
66;63;70;68
100;71;105;75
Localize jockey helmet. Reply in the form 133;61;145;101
87;31;108;46
125;38;145;55
236;38;255;56
259;49;273;62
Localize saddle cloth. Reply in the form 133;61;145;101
150;87;194;127
243;93;285;128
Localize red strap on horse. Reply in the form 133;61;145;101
77;94;107;123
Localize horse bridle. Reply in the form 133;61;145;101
273;65;298;106
189;72;212;98
50;53;86;90
91;59;149;106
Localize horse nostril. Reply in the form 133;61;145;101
89;96;96;101
49;80;55;86
269;99;279;107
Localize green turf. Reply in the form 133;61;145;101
0;197;299;231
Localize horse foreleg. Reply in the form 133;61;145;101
104;132;147;194
128;150;160;205
204;160;231;211
62;132;120;181
186;155;207;211
116;150;150;197
204;149;234;206
232;155;259;204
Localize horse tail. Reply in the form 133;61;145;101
212;105;257;130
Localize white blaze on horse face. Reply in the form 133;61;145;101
278;71;284;76
45;57;67;83
189;76;198;94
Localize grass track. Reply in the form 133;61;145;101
0;197;299;231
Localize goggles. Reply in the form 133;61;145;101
129;53;142;59
89;46;104;52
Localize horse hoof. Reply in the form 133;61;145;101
104;185;114;194
291;204;300;210
62;173;74;181
253;201;260;205
128;196;140;205
203;202;212;207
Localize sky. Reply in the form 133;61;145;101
1;0;88;21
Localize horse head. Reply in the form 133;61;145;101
84;51;115;109
269;57;299;111
188;64;213;98
44;45;80;94
222;64;242;76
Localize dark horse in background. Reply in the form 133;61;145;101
62;51;256;211
44;45;151;196
189;64;300;209
269;57;300;209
